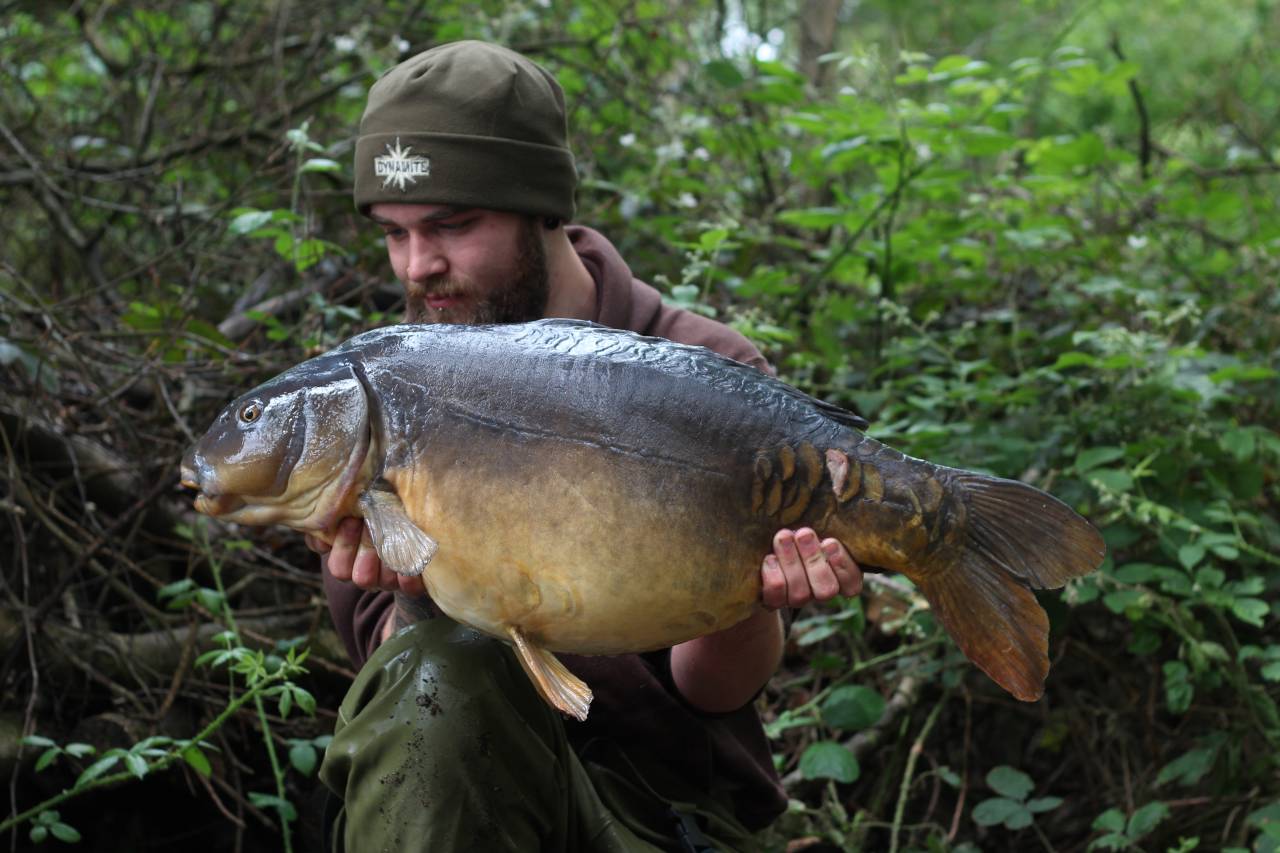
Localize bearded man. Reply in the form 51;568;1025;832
311;40;862;852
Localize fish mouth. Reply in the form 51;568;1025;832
194;492;247;517
180;455;246;518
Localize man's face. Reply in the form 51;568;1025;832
368;203;549;325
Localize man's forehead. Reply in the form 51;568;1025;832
367;202;476;224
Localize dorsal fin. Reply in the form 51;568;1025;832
521;319;871;431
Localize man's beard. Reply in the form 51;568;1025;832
405;218;550;325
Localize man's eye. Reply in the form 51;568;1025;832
383;228;407;240
437;219;474;233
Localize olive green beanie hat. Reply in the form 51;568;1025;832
354;41;576;220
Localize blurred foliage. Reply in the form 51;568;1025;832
1;0;1277;851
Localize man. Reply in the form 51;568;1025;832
312;41;863;851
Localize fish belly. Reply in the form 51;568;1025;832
385;432;770;655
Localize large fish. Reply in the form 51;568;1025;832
181;320;1104;719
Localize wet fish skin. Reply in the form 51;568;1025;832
182;319;1105;716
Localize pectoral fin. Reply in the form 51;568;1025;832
507;627;593;721
358;488;438;577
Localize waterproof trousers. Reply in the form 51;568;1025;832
317;616;760;852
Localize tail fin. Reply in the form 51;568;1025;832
917;473;1104;701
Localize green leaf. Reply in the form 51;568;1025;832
299;158;341;173
289;743;317;776
796;623;842;646
1075;446;1126;473
1261;662;1280;682
972;797;1024;826
157;578;196;601
1051;351;1097;370
50;823;81;843
987;765;1034;800
1163;661;1193;714
21;734;57;748
74;754;121;788
820;686;885;730
1221;428;1256;461
182;745;212;778
1113;563;1160;584
291;237;327;272
1092;808;1126;832
1231;598;1269;627
35;747;60;771
1156;747;1216;787
1195;567;1225;589
1005;807;1034;830
30;825;48;843
64;743;95;758
1088;833;1132;851
1127;801;1169;838
698;228;729;252
195;587;225;613
228;209;273;235
1103;589;1145;615
1247;803;1280;835
124;753;148;779
776;207;844;229
703;59;745;87
1027;796;1063;813
799;741;860;783
1178;544;1205;570
292;686;316;716
248;792;298;822
1090;469;1134;493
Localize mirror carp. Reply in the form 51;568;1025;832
181;319;1105;719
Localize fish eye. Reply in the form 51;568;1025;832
239;401;262;424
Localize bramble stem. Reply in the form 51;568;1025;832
889;691;948;853
0;668;288;836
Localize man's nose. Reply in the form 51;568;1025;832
405;234;448;281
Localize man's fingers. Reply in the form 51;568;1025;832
349;533;384;590
397;573;427;597
794;528;841;601
377;564;400;591
327;518;363;581
761;554;787;610
822;539;863;597
304;533;332;555
772;529;812;607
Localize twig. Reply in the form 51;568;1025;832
889;690;948;853
1110;34;1151;180
947;689;972;841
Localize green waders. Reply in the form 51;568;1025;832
318;616;761;852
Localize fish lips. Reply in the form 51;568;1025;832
180;450;246;517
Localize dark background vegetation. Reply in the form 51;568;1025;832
2;0;1277;850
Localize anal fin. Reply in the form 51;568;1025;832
507;627;593;721
358;488;438;577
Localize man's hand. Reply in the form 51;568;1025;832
670;528;862;712
305;518;427;597
761;528;862;609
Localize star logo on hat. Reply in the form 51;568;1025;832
373;137;430;191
